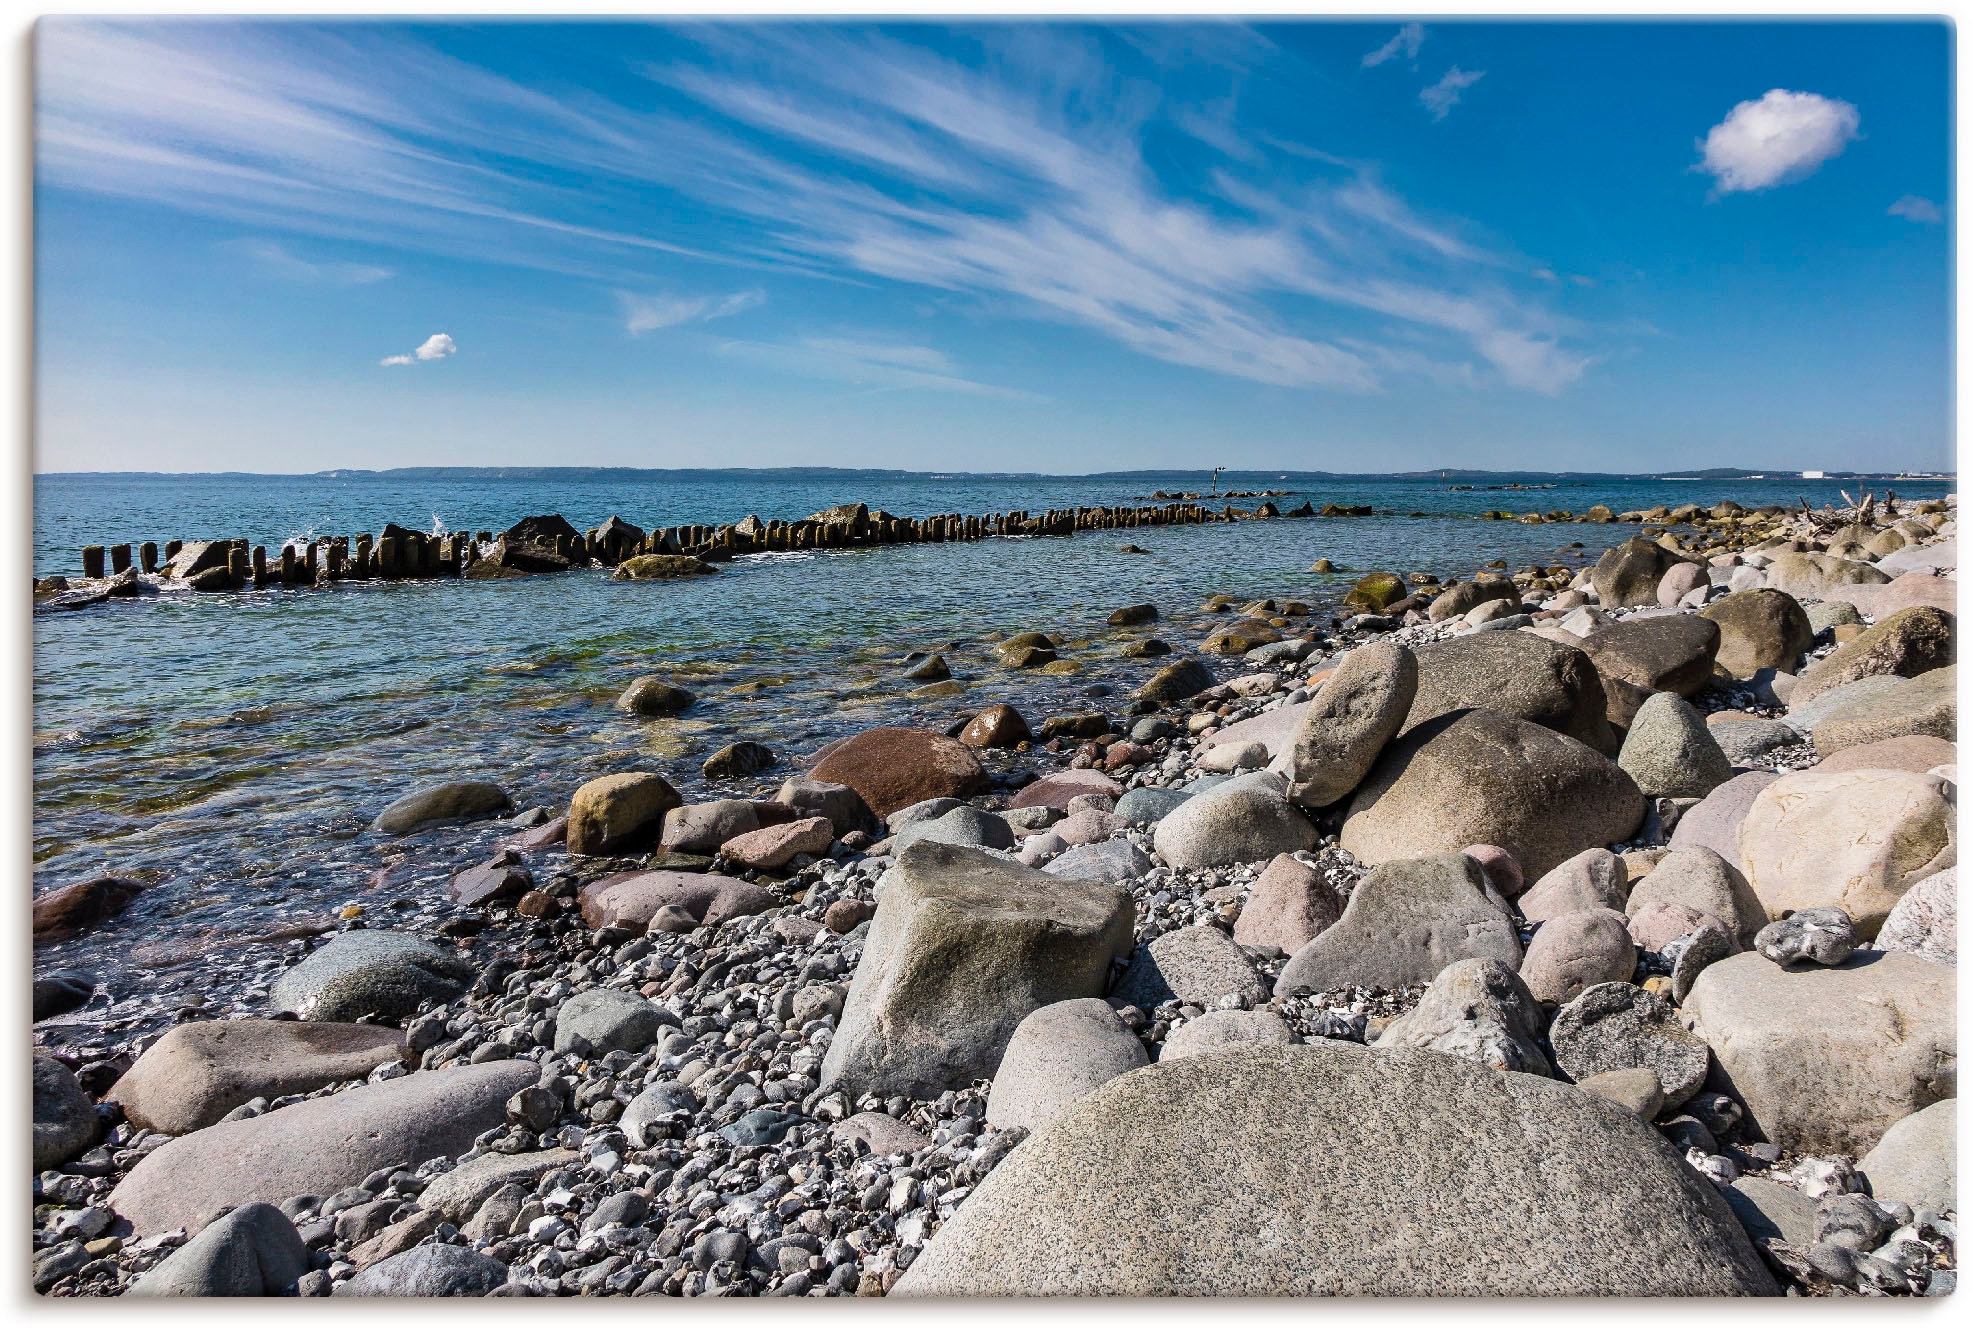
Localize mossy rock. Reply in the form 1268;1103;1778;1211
1342;572;1406;613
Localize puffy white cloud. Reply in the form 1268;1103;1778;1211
1697;89;1859;194
1363;23;1425;69
380;333;454;366
1889;194;1944;224
1420;67;1484;121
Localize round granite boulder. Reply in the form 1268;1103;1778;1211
893;1043;1776;1296
1342;710;1646;882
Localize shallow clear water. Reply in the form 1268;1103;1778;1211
32;469;1950;992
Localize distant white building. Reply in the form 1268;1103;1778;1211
1801;470;1827;479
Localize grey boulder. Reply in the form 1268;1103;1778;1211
1549;982;1711;1108
1113;786;1191;825
1111;924;1269;1009
128;1202;309;1297
1372;957;1552;1076
1856;1099;1955;1213
819;842;1133;1100
1875;865;1955;966
1041;838;1153;884
1278;853;1520;993
1682;951;1955;1156
108;1060;536;1236
372;781;511;834
1403;632;1616;755
1283;639;1417;809
1152;770;1318;869
1341;710;1645;882
1159;1009;1294;1061
33;1055;101;1172
335;1243;511;1296
1753;907;1858;968
984;998;1148;1133
553;988;675;1055
268;930;474;1023
105;1018;406;1135
893;1043;1776;1295
894;805;1018;854
1617;692;1734;800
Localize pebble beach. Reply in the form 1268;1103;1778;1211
31;482;1959;1299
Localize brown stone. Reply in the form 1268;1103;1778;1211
105;1020;406;1135
33;876;144;944
808;727;990;817
1811;734;1955;775
1007;769;1125;812
720;815;835;870
577;870;777;930
1232;854;1343;954
567;772;682;856
961;704;1032;748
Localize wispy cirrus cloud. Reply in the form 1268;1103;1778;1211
233;239;392;285
1888;194;1943;224
36;19;1595;396
1363;23;1426;69
722;336;1041;399
619;289;764;335
1420;66;1486;121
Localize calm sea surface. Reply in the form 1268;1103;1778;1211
32;469;1950;995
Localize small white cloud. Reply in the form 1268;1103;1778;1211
379;333;454;367
620;289;765;336
1532;268;1558;283
1697;89;1860;194
1889;194;1944;224
1420;67;1485;121
1363;23;1426;69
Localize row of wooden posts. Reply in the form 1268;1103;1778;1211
77;497;1313;585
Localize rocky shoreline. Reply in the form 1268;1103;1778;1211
33;491;1958;1298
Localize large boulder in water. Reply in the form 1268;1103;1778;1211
105;1019;406;1135
567;771;682;856
893;1043;1777;1296
268;930;474;1023
34;1056;100;1172
612;554;715;580
500;514;581;546
1341;710;1646;882
1403;633;1616;755
1683;951;1955;1156
808;726;989;818
109;1060;536;1236
819;842;1132;1100
372;780;511;834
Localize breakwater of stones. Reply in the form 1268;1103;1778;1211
47;495;1802;602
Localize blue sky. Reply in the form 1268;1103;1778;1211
33;18;1953;474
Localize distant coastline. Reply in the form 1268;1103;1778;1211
37;465;1958;483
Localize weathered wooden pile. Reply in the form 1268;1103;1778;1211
70;498;1325;589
